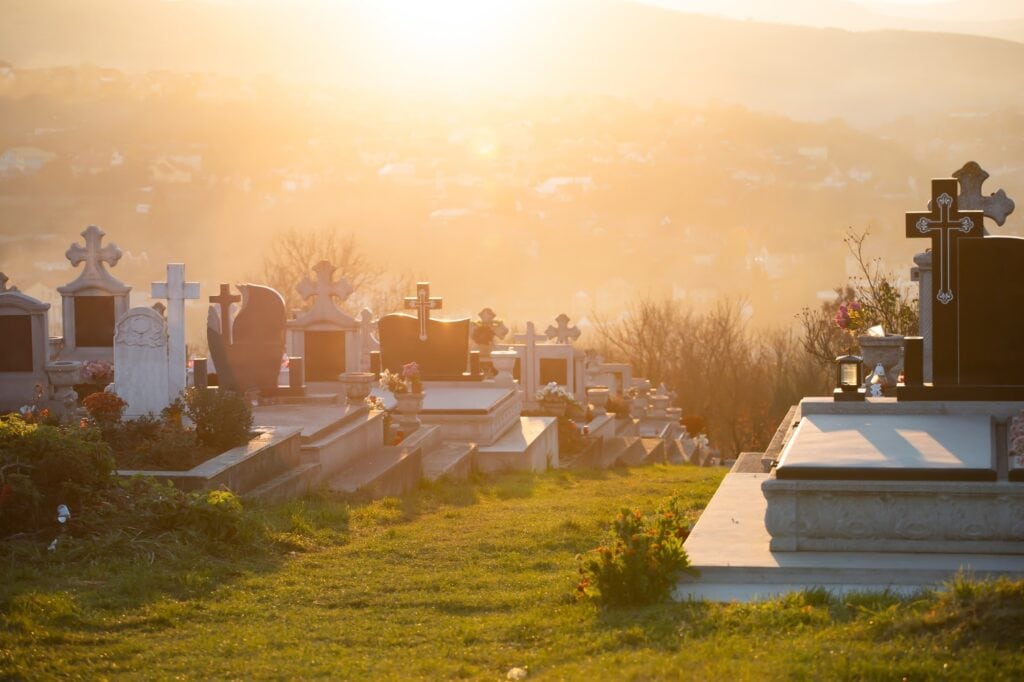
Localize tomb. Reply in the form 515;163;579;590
56;225;131;362
680;164;1024;601
508;315;587;409
286;260;360;382
0;273;52;412
207;283;291;395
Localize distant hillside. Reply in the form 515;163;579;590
3;0;1024;126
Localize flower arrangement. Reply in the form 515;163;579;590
81;360;114;385
379;362;423;395
83;391;127;425
833;299;865;332
536;382;576;405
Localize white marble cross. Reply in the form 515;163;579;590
66;225;122;282
151;264;200;399
404;282;442;341
297;260;353;318
514;322;542;401
545;313;581;344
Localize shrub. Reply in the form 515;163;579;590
183;388;253;451
83;391;127;425
0;415;114;535
577;497;695;606
681;415;706;436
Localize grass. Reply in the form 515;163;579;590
2;465;1024;680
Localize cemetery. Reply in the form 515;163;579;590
3;166;1024;676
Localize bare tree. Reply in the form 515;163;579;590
258;227;411;316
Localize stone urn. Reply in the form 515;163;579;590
649;394;670;419
858;334;904;388
339;371;375;407
393;391;425;431
629;394;648;419
489;350;517;388
587;386;610;416
45;360;82;414
541;400;567;418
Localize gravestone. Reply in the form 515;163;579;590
358;308;378;372
899;171;1024;399
512;314;587;405
56;225;131;361
113;307;170;417
378;282;476;379
286;260;359;381
208;283;287;394
0;273;51;412
151;264;199;400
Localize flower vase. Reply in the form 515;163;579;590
394;391;425;431
542;400;567;418
857;334;904;391
45;360;82;416
489;350;517;388
340;371;375;407
587;386;610;416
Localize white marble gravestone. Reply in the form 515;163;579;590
0;274;51;412
151;263;199;400
287;260;360;382
57;225;131;362
113;307;170;418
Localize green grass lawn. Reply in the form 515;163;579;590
3;465;1024;680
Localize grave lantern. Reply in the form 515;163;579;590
834;354;865;401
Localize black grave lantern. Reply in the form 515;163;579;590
833;354;865;401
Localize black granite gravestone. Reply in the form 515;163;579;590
74;296;115;347
899;176;1024;399
378;314;472;378
207;284;287;394
305;331;346;382
539;358;568;386
0;315;33;372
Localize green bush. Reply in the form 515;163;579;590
183;388;253;451
0;415;115;535
577;497;695;606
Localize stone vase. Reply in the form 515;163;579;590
393;391;425;431
45;360;82;415
489;350;517;388
541;400;567;418
649;395;670;418
339;371;375;407
587;386;610;416
857;334;904;388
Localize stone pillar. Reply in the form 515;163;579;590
912;251;933;382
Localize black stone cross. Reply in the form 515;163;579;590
906;178;984;385
210;283;241;344
404;282;442;341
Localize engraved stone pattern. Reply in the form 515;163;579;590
114;307;170;417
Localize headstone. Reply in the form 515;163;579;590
0;274;51;412
358;308;378;372
113;306;170;417
403;282;442;341
151;264;200;400
377;315;471;378
207;283;287;394
900;171;1024;399
286;260;359;381
513;322;542;407
56;225;131;361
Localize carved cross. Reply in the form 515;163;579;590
65;225;122;281
514;322;542;398
403;282;442;341
478;307;509;340
0;272;16;293
906;179;983;306
152;264;200;399
545;313;581;344
953;161;1015;227
297;260;353;317
210;284;241;344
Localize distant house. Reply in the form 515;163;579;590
70;149;123;176
0;146;55;175
534;176;595;198
150;155;202;184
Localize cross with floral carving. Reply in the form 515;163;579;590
907;179;983;306
65;225;122;282
297;260;354;320
545;313;581;344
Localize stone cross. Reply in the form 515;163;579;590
297;260;353;319
359;308;378;372
514;321;542;401
545;313;581;344
0;272;16;293
65;225;122;282
403;282;442;341
210;284;241;344
907;179;983;306
477;307;509;340
151;264;200;399
953;161;1015;228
